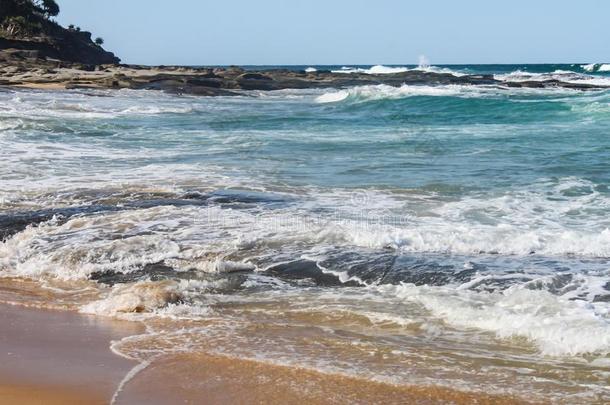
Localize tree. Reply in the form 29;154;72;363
0;1;47;37
34;0;59;17
2;16;28;36
94;37;104;45
0;1;60;34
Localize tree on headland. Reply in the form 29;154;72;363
36;0;59;18
0;0;60;37
0;0;60;20
94;37;104;45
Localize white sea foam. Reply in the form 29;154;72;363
315;90;350;103
0;89;197;121
331;65;409;74
3;176;610;286
496;69;610;87
315;84;467;103
80;280;181;316
582;63;610;73
330;64;466;76
1;179;609;362
418;55;430;69
314;82;580;104
376;283;610;356
304;67;317;73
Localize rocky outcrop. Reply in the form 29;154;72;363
1;58;607;95
0;44;608;95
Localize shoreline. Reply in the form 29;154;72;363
0;301;528;404
2;51;609;96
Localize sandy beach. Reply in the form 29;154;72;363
0;303;142;404
0;302;529;404
118;352;525;405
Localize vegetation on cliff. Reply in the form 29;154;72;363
0;0;60;37
0;0;119;64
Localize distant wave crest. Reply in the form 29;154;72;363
582;63;610;73
331;64;466;77
314;82;585;104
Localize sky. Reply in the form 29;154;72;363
56;0;609;66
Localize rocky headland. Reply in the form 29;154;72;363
1;1;608;96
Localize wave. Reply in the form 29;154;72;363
0;90;196;121
304;67;317;73
80;280;182;316
331;65;409;74
314;82;583;104
315;84;473;103
330;64;466;77
582;63;610;73
85;267;610;357
378;282;610;356
2;178;609;361
3;178;610;283
496;69;610;87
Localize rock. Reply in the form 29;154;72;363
0;36;119;65
1;58;608;96
237;72;272;80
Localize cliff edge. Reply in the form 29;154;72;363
0;0;119;65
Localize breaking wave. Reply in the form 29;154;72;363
582;63;610;73
330;64;466;76
1;77;610;401
314;82;584;103
496;69;610;87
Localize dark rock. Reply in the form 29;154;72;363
0;35;119;65
265;259;361;287
237;72;272;80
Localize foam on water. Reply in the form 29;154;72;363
80;280;181;316
495;69;610;87
330;64;466;76
315;84;473;103
376;283;610;356
315;82;584;103
1;73;610;400
583;63;610;73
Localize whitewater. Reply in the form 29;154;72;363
1;64;609;402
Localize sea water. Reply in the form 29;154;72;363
1;64;609;402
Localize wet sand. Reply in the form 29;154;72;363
0;303;143;404
117;352;526;404
0;383;102;405
0;302;528;404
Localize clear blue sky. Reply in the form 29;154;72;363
56;0;609;66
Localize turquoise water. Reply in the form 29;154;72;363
1;64;609;401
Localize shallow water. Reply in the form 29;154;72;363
1;64;609;402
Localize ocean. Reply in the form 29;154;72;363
1;63;609;402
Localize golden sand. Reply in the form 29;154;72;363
0;383;103;405
117;352;528;404
0;303;142;403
